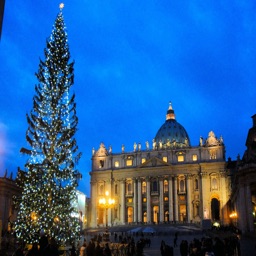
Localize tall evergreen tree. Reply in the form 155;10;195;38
14;6;82;245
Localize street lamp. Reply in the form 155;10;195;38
98;191;115;241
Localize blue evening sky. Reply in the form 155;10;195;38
0;1;256;196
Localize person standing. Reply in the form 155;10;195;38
44;238;59;256
103;243;111;256
27;243;40;256
79;241;87;256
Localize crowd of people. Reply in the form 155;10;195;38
1;227;243;256
8;231;149;256
159;232;241;256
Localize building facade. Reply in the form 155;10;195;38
0;170;21;232
89;103;231;228
230;114;256;233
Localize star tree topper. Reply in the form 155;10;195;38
59;3;64;10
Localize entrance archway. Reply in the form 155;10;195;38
153;206;159;223
211;198;220;220
127;207;133;223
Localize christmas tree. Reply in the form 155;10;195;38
14;4;82;246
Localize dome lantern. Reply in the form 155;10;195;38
154;103;190;149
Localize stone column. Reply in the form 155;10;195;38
168;176;173;222
159;177;164;222
120;179;126;224
106;180;112;226
186;175;192;223
137;178;142;223
133;178;138;223
174;176;179;222
238;185;247;233
90;181;97;227
200;172;208;219
246;185;254;232
146;177;151;223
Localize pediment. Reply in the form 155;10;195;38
139;157;171;168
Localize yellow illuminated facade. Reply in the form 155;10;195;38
89;104;231;228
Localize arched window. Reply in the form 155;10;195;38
152;180;158;192
179;179;185;192
143;212;147;223
165;211;169;222
142;181;146;194
127;182;132;195
127;207;133;223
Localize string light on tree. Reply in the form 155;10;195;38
14;4;82;246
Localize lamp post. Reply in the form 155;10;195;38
99;191;115;241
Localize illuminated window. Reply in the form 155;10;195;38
192;154;198;161
165;211;169;222
164;196;168;202
126;159;133;166
141;158;146;164
114;161;119;167
127;207;133;223
127;198;133;203
209;150;217;159
163;156;167;162
143;212;147;222
142;181;146;194
164;180;168;193
143;198;147;203
178;155;184;162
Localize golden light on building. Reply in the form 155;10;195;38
229;212;237;219
98;190;115;241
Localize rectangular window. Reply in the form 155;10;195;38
143;198;147;203
127;198;133;203
99;160;104;168
177;155;184;162
141;158;146;164
126;159;133;166
192;155;197;161
114;161;119;167
163;156;167;162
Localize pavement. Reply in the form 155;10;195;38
86;223;256;256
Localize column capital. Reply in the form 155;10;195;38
220;170;227;178
118;178;126;184
146;176;151;182
158;176;164;182
185;174;193;179
199;172;208;178
137;177;143;183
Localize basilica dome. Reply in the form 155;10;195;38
154;103;190;149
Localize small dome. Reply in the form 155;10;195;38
154;103;190;149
